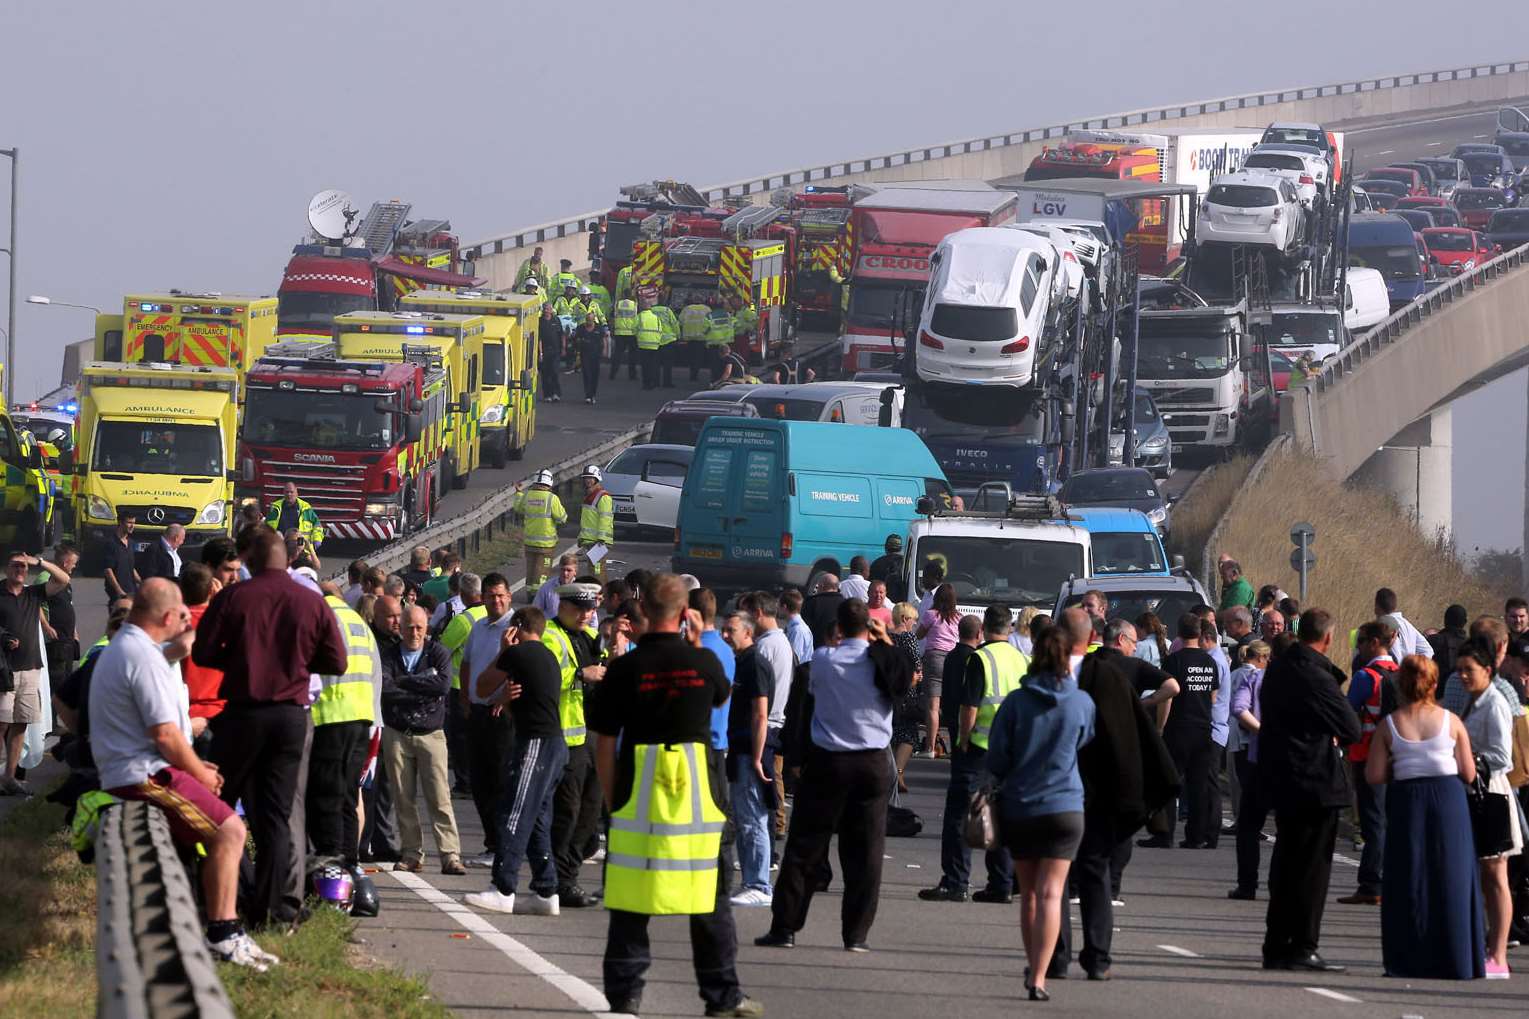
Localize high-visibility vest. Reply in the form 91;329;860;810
706;309;733;346
613;299;638;336
605;741;726;915
580;489;613;544
515;486;565;549
615;265;632;303
266;496;325;547
969;640;1029;750
1348;657;1397;763
635;309;663;350
586;283;613;319
78;634;109;669
553;295;583;320
679;304;711;341
440;603;488;684
553;271;581;293
733;303;759;336
311;595;381;726
542;619;598;747
578;298;606;325
653;306;679;347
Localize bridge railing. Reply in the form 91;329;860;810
1317;244;1529;391
463;60;1529;262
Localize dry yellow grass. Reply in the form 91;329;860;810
1210;448;1515;656
0;797;95;1018
1166;454;1255;567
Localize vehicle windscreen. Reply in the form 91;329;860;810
481;342;506;386
605;448;651;476
244;388;395;451
1425;232;1473;251
1207;184;1278;208
1348;244;1422;279
1263;127;1325;147
929;304;1019;341
1114;393;1158;426
1488;210;1529;230
1259;311;1342;347
1463;154;1506;175
1396;210;1435;231
1499;135;1529;157
902;382;1046;439
1243;154;1305;172
276;291;373;330
846;284;906;330
603;220;642;262
913;535;1085;607
1365;169;1413;185
1454;190;1505;210
1061;589;1204;625
1090;531;1167;575
650;415;717;445
92;421;223;475
745;396;829;421
1419;160;1461;181
1063;471;1159;502
1359;179;1408;198
1137;319;1235;377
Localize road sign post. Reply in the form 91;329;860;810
1290;521;1316;602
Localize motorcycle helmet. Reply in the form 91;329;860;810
311;863;355;912
349;869;381;918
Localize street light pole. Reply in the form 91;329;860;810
1;147;15;408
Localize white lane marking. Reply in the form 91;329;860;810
905;863;921;869
388;870;614;1016
1347;111;1496;135
1426;140;1444;146
1331;852;1360;867
1305;987;1362;1004
1375;149;1395;156
1157;944;1200;958
1474;134;1490;139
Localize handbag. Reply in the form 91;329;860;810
963;784;999;850
1466;753;1515;857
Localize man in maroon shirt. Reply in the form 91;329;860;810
194;527;346;926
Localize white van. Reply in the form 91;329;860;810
915;227;1057;387
1343;267;1390;332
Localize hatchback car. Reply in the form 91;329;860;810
1259;122;1337;177
601;443;693;539
1454;187;1508;230
1105;388;1173;479
1057;466;1169;527
1486;208;1529;253
1421;227;1495;275
1198;172;1304;253
1241;145;1328;206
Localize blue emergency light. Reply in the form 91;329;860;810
405;325;425;334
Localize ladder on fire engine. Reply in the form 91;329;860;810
358;201;413;255
722;204;786;240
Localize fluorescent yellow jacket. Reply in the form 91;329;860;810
514;485;566;549
311;596;382;726
969;640;1028;750
635;309;663;351
580;489;614;544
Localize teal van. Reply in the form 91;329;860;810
672;419;951;592
1067;507;1171;577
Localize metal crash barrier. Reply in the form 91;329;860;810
96;800;235;1019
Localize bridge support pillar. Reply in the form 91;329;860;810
1354;407;1453;546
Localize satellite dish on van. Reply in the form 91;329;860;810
307;189;359;242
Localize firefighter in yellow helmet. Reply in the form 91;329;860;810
512;469;567;589
589;573;762;1017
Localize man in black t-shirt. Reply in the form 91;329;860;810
587;573;756;1018
465;607;569;917
42;543;81;688
1143;613;1220;850
0;550;72;795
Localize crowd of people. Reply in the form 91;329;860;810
8;497;1529;1008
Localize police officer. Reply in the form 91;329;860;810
705;300;734;383
513;470;567;589
577;466;613;582
589;573;762;1018
553;258;580;295
610;292;639;382
614;263;633;305
679;299;711;382
918;605;1023;903
537;302;564;402
635;295;664;391
653;300;680;389
731;295;759;361
545;582;605;909
308;589;383;871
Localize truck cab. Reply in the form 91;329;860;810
334;311;486;490
900;380;1059;501
903;493;1093;618
74;362;239;562
399;290;540;467
1134;301;1271;455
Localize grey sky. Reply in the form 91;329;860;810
3;3;1526;550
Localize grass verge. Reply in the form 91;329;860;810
0;791;451;1019
1213;448;1515;656
1166;454;1255;568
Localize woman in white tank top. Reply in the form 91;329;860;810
1364;654;1486;980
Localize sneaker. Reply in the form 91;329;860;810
465;888;516;913
1111;899;1125;908
208;930;277;972
913;750;935;760
729;888;773;907
584;847;607;863
706;997;765;1018
513;891;561;916
1485;958;1511;980
0;776;31;797
465;851;496;869
1351;834;1364;850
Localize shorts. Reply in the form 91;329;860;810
110;767;234;847
0;668;43;724
1002;809;1085;861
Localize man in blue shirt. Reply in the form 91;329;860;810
781;589;813;664
689;589;738;887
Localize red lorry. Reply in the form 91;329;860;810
838;187;1019;373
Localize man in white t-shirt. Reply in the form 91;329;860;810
90;579;276;972
838;557;871;603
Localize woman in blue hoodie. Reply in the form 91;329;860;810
987;609;1096;1001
